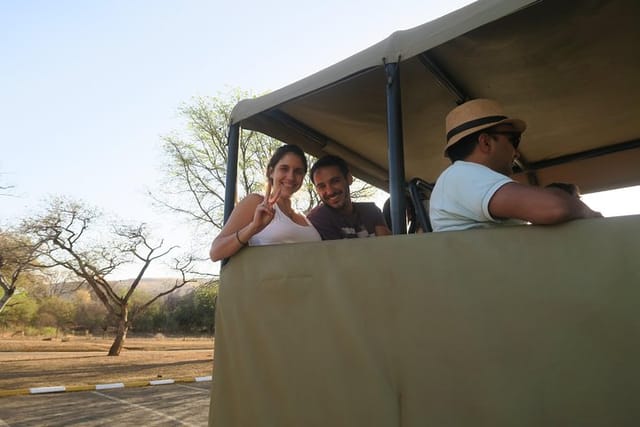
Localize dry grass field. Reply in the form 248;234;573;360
0;335;214;392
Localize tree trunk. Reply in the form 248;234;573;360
108;307;129;356
0;287;15;314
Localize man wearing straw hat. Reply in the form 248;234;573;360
429;99;601;232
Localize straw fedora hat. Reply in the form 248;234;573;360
444;99;527;153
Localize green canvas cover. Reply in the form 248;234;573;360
210;215;640;426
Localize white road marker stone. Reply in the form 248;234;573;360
95;383;125;390
30;386;66;394
149;379;175;385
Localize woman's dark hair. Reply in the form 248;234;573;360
445;130;483;162
267;144;308;178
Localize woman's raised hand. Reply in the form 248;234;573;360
250;181;282;233
264;180;281;207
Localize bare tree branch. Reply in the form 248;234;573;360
20;197;201;356
151;91;284;237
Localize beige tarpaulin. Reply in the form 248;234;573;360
209;215;640;426
229;0;640;194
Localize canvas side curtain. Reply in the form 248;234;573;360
210;215;640;427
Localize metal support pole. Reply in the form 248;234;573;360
385;61;407;235
224;123;240;224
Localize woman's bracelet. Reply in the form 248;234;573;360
235;230;248;247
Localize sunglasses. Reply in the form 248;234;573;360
487;132;521;149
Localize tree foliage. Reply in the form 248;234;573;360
153;91;282;231
71;288;109;333
0;292;38;328
0;280;218;337
36;296;75;334
154;90;376;239
171;281;218;334
0;231;45;313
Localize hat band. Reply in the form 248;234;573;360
446;115;507;141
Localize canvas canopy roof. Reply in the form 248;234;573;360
230;0;640;194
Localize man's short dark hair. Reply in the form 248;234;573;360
445;130;484;162
310;155;350;184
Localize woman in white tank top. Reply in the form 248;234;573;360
209;145;321;261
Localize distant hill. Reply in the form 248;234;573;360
111;277;211;295
59;277;213;298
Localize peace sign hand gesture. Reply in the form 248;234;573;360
250;181;282;233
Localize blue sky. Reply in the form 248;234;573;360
2;0;639;278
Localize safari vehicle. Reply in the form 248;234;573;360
208;0;640;425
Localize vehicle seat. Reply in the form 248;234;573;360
383;195;416;233
382;178;434;233
407;178;434;233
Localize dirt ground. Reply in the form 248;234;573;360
0;336;214;391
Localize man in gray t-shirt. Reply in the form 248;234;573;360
307;155;390;240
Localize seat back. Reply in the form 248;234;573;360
382;178;434;234
383;196;415;233
408;178;434;233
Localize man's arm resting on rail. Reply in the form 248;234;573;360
488;182;602;225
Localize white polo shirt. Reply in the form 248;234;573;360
429;161;526;232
